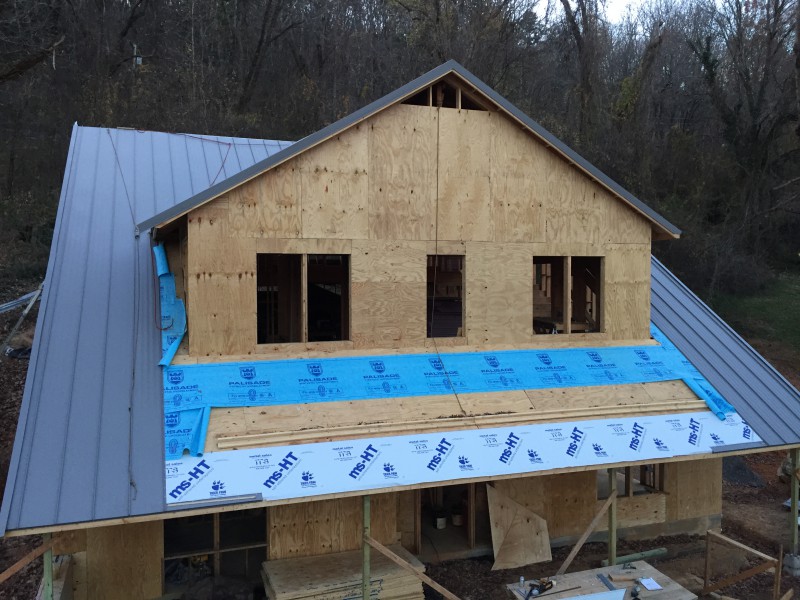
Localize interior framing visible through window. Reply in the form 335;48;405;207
598;465;666;499
427;254;464;338
533;256;602;334
256;253;350;344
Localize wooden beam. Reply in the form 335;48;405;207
556;490;617;575
42;533;53;600
701;560;775;595
0;537;56;585
774;545;783;600
707;530;777;563
364;535;461;600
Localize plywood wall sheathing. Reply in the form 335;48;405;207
85;521;163;599
186;102;655;356
493;473;598;538
268;493;398;560
487;484;552;569
664;458;723;520
368;105;437;240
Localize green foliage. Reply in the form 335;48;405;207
714;272;800;354
0;192;56;290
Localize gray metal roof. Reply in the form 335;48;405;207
651;256;800;447
0;126;292;535
137;60;682;239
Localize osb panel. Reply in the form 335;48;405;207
437;109;494;241
268;493;397;560
465;243;533;344
493;472;597;538
86;521;163;600
350;281;426;348
368;104;437;240
664;458;722;520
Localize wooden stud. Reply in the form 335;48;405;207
624;467;633;497
607;468;617;566
704;532;712;594
213;513;221;575
467;483;476;549
362;495;370;600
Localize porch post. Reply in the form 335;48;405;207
607;468;617;566
363;495;371;600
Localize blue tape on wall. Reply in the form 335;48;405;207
154;243;187;367
162;324;736;459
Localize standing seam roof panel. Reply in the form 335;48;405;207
650;257;800;446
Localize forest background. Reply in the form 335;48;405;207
1;0;799;348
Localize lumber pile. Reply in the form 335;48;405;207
261;545;425;600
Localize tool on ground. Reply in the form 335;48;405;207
524;578;554;599
597;573;616;591
630;584;641;599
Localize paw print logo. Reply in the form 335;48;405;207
458;456;470;466
592;443;603;452
301;471;314;482
383;463;396;474
211;480;225;491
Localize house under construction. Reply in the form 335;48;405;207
2;61;800;599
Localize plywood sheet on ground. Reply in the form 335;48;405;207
487;484;551;569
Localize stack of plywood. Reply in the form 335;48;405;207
261;545;425;600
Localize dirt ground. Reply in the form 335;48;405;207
0;306;799;599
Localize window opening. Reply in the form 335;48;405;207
597;465;665;499
257;253;350;344
427;255;464;338
307;254;349;342
571;257;602;333
533;256;602;334
257;254;302;344
533;257;566;333
163;509;267;591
